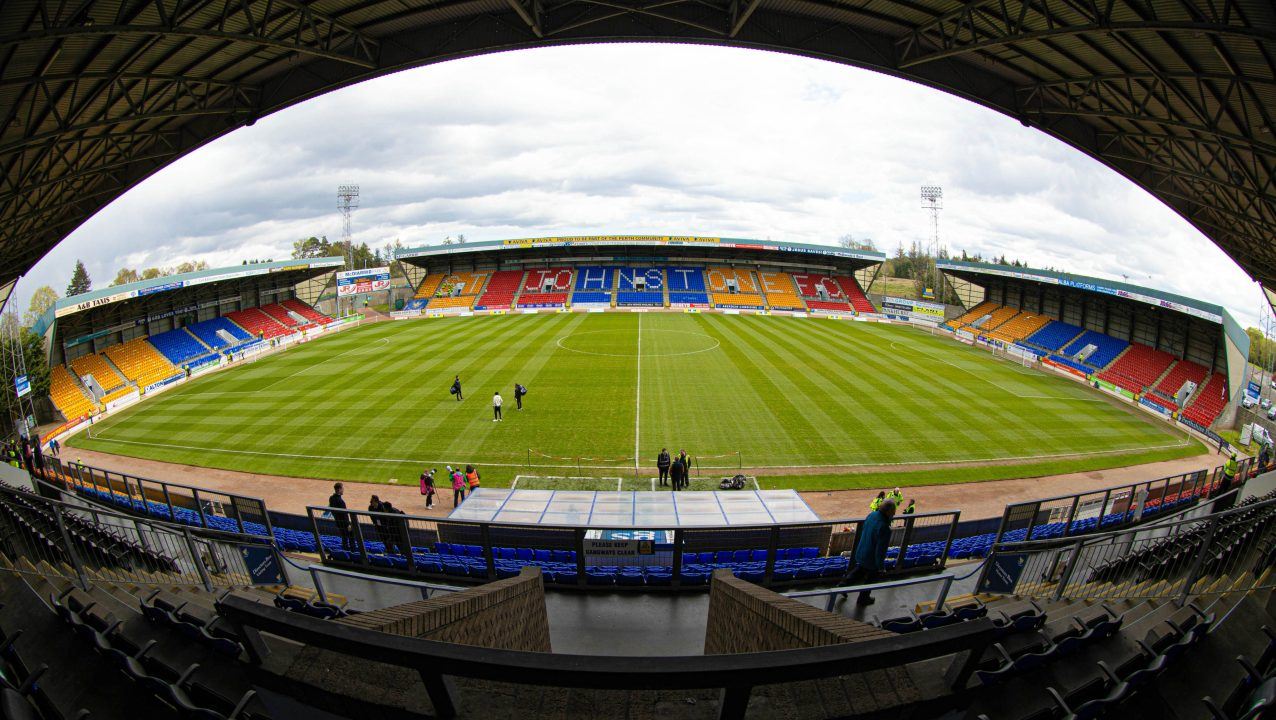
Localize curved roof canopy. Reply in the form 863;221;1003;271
2;0;1275;297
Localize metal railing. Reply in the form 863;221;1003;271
991;463;1242;544
0;480;279;592
216;582;999;720
304;503;963;588
978;489;1276;603
304;563;464;606
784;557;989;612
39;456;273;538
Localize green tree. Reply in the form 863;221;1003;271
140;267;166;280
22;285;58;327
66;260;91;296
174;260;209;274
837;234;877;252
111;267;140;286
292;236;333;259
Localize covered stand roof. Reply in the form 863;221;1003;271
2;0;1275;300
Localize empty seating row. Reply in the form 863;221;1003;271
1059;330;1129;369
146;328;212;366
183;317;252;351
791;273;851;310
1155;358;1209;398
49;365;96;419
1025;320;1086;351
1183;372;1229;428
224;307;289;340
757;272;806;310
949;300;999;330
1098;343;1176;394
571;291;613;304
474;270;524;310
985;312;1050;344
280;299;332;324
68;353;125;392
101;342;169;388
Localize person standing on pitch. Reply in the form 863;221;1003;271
677;449;690;489
514;383;527;410
844;499;895;606
669;455;684;492
420;468;437;509
451;375;463;401
449;466;466;506
657;448;671;487
493;391;503;421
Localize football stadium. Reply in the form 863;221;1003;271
2;2;1276;720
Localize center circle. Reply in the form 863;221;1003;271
556;328;721;357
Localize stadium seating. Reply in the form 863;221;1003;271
258;303;301;328
225;307;290;340
1154;358;1209;399
147;328;212;365
572;266;615;305
281;299;332;324
475;270;526;310
665;266;709;305
49;365;96;419
756;272;806;310
1183;372;1229;428
431;271;488;300
184;316;252;350
834;275;876;313
104;337;179;389
1059;329;1129;369
412;272;446;299
425;295;477;310
616;267;664;307
950;300;999;329
517;267;573;308
706;266;765;308
68;353;125;392
1025;320;1086;351
977;305;1020;332
1098;343;1175;394
984;312;1050;344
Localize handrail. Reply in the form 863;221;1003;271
217;588;998;717
785;571;958;611
991;487;1257;553
305;564;463;605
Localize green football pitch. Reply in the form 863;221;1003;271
68;312;1204;490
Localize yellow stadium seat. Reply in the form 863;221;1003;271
105;338;179;390
413;273;447;299
50;365;96;419
986;312;1050;344
69;353;125;392
757;272;807;310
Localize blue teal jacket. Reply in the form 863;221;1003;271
854;509;892;571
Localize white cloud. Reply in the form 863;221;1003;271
14;43;1266;328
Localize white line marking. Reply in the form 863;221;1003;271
555;328;720;357
511;476;520;489
634;312;642;471
80;436;1191;471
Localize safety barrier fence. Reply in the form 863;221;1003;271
216;584;999;720
38;456;273;538
0;480;275;592
992;460;1249;544
979;489;1276;603
303;503;963;589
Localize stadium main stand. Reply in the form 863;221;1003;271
225;307;290;340
517;267;573;308
666;266;709;306
147;328;214;366
475;270;526;310
426;271;488;310
757;271;806;310
104;337;179;389
707;266;765;308
68;353;125;393
1097;343;1176;394
571;266;615;305
49;365;95;419
616;267;665;307
950;300;999;331
412;272;447;299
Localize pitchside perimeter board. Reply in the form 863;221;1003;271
448;488;820;528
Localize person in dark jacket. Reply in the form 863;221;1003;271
514;383;527;410
451;375;463;401
677;450;690;489
329;482;355;551
657;448;671;486
380;500;407;556
845;499;896;606
669;456;685;492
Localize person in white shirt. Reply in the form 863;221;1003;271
493;391;503;421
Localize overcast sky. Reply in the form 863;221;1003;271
14;44;1269;328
